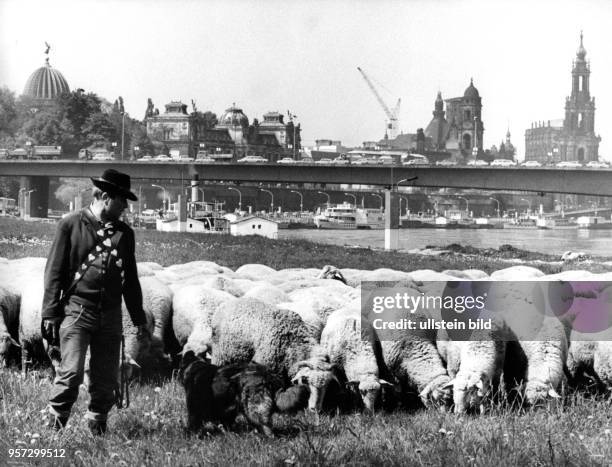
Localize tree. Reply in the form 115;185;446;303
0;87;18;138
82;112;117;146
54;178;92;207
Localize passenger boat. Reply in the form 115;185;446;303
314;203;384;229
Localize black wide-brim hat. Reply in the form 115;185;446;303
91;169;138;201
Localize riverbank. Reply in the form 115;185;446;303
1;217;611;274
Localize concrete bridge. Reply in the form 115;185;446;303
2;160;610;249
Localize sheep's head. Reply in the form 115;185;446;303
525;381;561;406
291;358;338;412
419;375;454;411
316;265;347;285
347;375;395;413
0;333;19;367
453;373;490;414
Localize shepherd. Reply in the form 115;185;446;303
41;169;148;435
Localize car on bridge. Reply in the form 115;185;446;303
137;155;153;162
520;160;542;167
315;158;333;165
403;158;429;166
154;154;172;161
585;160;609;168
556;161;583;168
490;159;517;167
277;157;297;164
436;160;458;167
237;155;267;163
467;159;489;166
92;153;115;161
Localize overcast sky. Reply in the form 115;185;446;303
1;0;611;160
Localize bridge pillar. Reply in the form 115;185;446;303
20;176;49;219
384;189;400;250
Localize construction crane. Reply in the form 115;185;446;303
357;66;401;139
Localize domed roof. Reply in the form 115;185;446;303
463;78;480;99
23;58;70;100
218;105;249;127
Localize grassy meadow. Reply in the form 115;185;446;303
2;216;612;466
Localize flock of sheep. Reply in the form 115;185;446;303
2;256;612;432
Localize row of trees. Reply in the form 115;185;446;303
0;87;154;157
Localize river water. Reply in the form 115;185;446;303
279;227;612;257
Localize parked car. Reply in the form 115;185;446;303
298;157;314;164
315;158;333;164
490;159;517;167
585;160;609;168
137;155;153;162
555;160;582;168
277;157;297;164
331;158;349;165
520;160;542;167
237;155;267;163
154;154;172;161
436;160;458;166
196;156;215;163
467;159;489;166
92;153;115;161
378;155;395;165
403;158;429;166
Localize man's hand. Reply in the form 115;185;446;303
42;318;62;345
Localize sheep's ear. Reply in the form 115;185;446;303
418;387;431;400
128;358;141;369
548;387;561;399
296;360;314;370
475;379;484;390
442;379;455;390
379;379;393;386
9;337;20;348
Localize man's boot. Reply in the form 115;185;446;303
88;419;107;436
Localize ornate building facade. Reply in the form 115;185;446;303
145;103;301;160
525;33;601;163
424;79;484;158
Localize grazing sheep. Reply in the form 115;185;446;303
0;285;21;367
18;275;59;375
211;297;333;411
320;306;393;412
567;330;612;393
139;276;174;352
437;317;509;414
172;285;237;357
234;264;277;281
317;265;348;284
244;284;289;306
180;351;304;436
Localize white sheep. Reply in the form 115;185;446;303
211;297;333;411
18;274;58;375
0;284;21;367
244;284;289;306
234;264;278;281
172;285;237;356
567;329;612;392
320;305;393;412
437;316;509;414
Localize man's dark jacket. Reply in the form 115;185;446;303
42;208;146;326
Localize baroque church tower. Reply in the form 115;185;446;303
563;32;600;161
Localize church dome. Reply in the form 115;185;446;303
218;105;249;127
23;58;70;100
463;78;480;99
